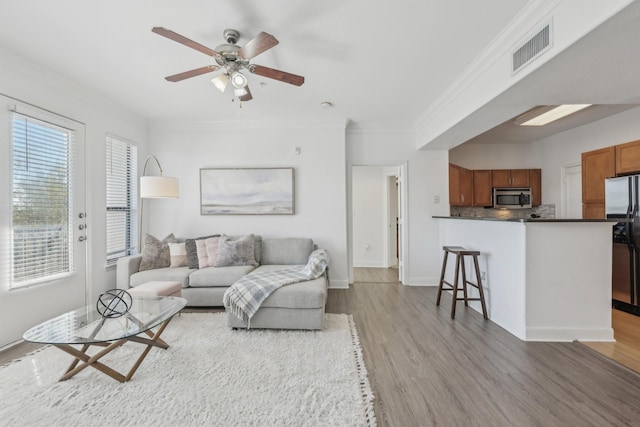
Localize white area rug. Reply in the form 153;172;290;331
0;313;375;426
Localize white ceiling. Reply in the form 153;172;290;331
0;0;530;127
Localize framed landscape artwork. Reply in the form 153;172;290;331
200;167;295;215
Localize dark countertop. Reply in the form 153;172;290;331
432;216;619;223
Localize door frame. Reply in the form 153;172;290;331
348;162;408;284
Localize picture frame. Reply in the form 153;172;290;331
200;167;295;215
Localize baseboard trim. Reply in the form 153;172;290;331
329;279;349;289
525;327;615;342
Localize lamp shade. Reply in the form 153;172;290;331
140;176;179;198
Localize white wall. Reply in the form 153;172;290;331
347;126;450;286
447;106;640;216
147;120;349;288
0;43;148;346
537;106;640;211
352;165;385;267
449;141;541;170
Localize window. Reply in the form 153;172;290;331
106;135;138;266
11;114;74;288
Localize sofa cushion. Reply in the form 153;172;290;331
215;234;259;267
139;233;176;271
189;265;257;287
130;266;191;288
184;234;219;269
261;238;314;265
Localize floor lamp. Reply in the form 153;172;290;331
139;155;179;251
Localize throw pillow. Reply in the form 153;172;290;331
215;234;258;267
195;236;221;269
139;233;176;271
205;236;221;266
185;234;218;269
168;242;187;268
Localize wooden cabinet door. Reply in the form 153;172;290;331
460;167;473;206
582;146;615;204
616;139;640;175
492;170;510;188
583;202;605;219
473;170;493;206
449;164;461;206
510;169;530;187
529;169;542;206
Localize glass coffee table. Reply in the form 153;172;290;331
23;296;187;383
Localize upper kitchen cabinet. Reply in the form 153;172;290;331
492;169;530;188
530;169;542;206
582;146;615;218
449;163;473;206
615;139;640;175
473;170;493;207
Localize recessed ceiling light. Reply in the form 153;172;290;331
320;101;333;108
518;104;592;126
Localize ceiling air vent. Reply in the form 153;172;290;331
512;23;551;74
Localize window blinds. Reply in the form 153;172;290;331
106;135;138;265
11;114;73;287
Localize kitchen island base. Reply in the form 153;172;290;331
436;217;614;342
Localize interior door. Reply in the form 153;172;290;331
0;97;87;347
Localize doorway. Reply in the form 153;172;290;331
0;97;87;348
350;164;406;284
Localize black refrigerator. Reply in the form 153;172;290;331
606;175;640;315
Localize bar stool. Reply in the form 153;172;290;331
436;246;488;319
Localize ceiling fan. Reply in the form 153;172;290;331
152;27;305;102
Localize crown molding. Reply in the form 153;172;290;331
148;118;349;132
415;0;563;133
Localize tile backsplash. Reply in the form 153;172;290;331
450;204;556;219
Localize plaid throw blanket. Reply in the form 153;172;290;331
223;249;329;325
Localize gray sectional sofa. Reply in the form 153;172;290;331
116;236;329;330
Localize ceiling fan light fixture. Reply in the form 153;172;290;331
211;74;229;93
234;87;248;97
231;71;248;88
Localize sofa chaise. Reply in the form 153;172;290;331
116;235;329;330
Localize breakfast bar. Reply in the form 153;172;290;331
434;216;615;342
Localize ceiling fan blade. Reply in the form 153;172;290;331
249;65;305;86
239;86;253;102
165;65;220;82
152;27;219;57
237;32;279;60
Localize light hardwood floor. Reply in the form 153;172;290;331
3;269;640;426
329;268;640;426
583;308;640;373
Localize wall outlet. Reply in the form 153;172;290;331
433;195;440;204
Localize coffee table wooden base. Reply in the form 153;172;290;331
53;316;175;383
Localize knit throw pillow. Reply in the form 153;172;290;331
139;233;176;271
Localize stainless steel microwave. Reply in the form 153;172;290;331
493;188;532;209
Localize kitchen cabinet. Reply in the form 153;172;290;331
529;169;542;206
492;169;530;188
473;170;493;206
449;164;473;206
581;146;615;219
616;139;640;175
